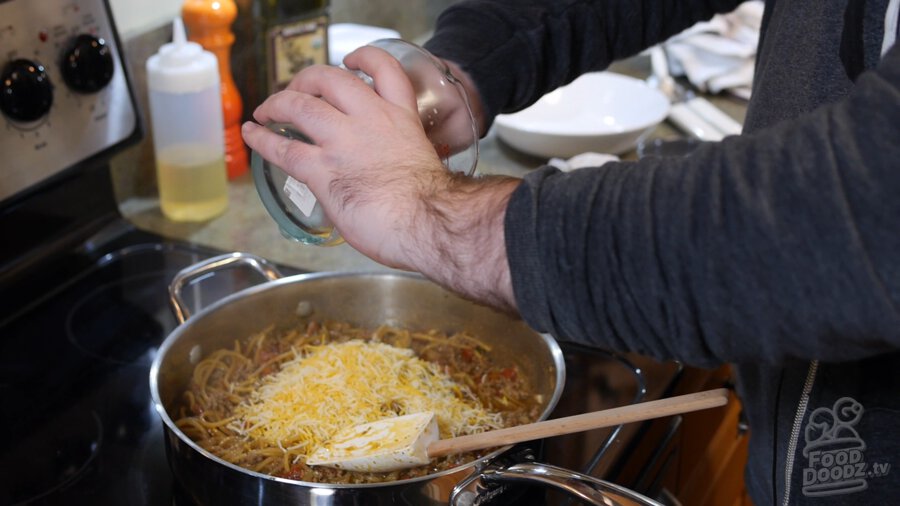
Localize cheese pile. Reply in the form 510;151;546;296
231;340;503;456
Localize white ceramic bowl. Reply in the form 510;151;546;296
494;72;669;158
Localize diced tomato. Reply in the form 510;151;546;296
283;464;308;481
257;350;278;363
436;143;451;160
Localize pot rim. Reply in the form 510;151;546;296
149;269;566;489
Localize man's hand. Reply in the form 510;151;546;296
242;45;521;312
242;47;442;268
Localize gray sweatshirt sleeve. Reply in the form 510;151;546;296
424;0;745;127
505;45;900;368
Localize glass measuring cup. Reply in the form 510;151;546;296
251;39;479;246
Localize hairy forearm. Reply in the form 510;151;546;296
403;173;521;313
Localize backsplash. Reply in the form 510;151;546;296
110;0;459;203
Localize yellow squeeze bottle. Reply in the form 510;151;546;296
146;18;228;222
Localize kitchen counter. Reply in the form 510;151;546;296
117;57;747;273
117;126;565;273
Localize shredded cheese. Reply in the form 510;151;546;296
230;340;503;458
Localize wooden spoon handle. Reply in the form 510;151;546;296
428;388;729;458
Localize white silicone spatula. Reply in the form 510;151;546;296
306;388;729;472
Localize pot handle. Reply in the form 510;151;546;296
457;462;664;506
169;252;283;324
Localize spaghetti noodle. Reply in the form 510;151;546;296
174;319;540;484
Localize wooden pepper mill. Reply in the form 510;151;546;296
182;0;248;179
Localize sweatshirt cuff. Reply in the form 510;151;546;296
424;6;523;132
504;165;560;334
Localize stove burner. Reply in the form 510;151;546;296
5;407;103;505
65;272;171;365
1;226;682;505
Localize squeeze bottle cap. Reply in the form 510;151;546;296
146;17;219;94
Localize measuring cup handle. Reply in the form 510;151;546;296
168;252;283;324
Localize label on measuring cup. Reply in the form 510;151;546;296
283;176;317;217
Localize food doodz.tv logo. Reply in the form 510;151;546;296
801;397;891;497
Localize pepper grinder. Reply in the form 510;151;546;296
182;0;248;179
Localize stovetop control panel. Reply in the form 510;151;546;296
0;0;138;202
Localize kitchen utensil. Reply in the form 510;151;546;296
152;252;671;506
307;388;729;472
494;71;670;158
649;45;743;141
183;0;249;180
152;252;566;505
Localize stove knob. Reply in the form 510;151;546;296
0;59;54;122
61;34;114;93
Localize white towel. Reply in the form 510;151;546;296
548;152;620;172
664;1;764;100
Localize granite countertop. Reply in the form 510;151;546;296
117;57;747;273
118;127;551;273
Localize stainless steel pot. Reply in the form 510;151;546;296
150;253;663;506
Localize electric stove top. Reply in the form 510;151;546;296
0;227;304;505
0;229;679;505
